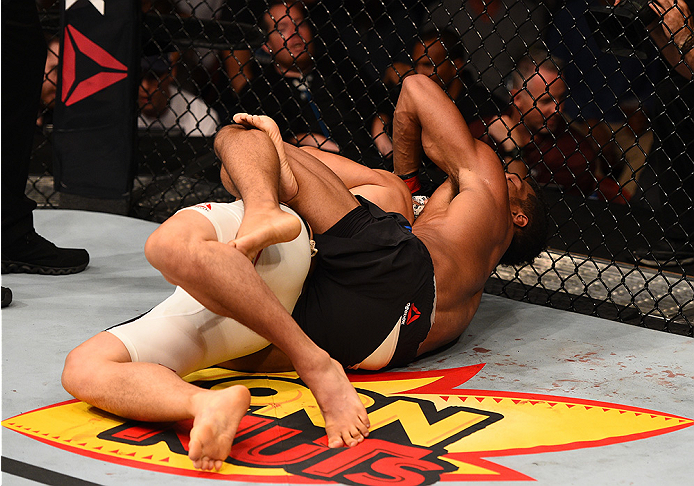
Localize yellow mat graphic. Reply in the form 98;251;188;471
4;365;692;484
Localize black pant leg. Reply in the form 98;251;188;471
1;0;47;250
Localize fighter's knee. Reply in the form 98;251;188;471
145;225;190;274
144;228;168;270
215;124;279;176
62;332;131;399
61;345;91;397
145;234;193;285
144;233;172;281
150;234;221;292
214;124;269;155
213;124;245;151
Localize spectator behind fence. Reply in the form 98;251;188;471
216;0;386;167
139;54;220;137
427;0;550;107
546;0;666;202
2;0;89;307
469;47;624;200
172;0;225;96
628;0;694;267
371;27;506;162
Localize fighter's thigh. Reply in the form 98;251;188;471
283;143;360;234
299;147;413;222
107;303;271;377
299;146;384;188
351;170;414;223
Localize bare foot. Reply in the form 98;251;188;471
188;385;251;471
232;207;302;262
299;356;370;448
233;113;298;202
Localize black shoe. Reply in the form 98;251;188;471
634;240;694;268
1;231;89;275
1;287;12;308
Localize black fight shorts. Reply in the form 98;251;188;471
292;196;435;369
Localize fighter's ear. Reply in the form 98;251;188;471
511;210;528;228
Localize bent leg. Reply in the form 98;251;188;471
146;191;369;448
299;146;414;223
218;119;360;239
61;331;250;471
213;123;301;261
224;115;410;234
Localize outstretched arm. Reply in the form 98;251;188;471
392;74;499;184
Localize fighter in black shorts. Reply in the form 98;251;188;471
293;196;435;370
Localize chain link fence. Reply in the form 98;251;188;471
33;0;693;335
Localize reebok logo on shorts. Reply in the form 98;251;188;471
400;302;421;326
193;203;213;211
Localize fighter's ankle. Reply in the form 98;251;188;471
295;349;334;377
189;390;214;415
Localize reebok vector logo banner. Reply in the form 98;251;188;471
61;24;128;106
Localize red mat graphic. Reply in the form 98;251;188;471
3;364;692;484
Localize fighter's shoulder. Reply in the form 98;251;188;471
453;173;504;206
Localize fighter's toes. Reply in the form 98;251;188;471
357;413;370;437
234;113;271;130
193;455;222;471
327;425;366;448
232;112;253;125
328;433;352;448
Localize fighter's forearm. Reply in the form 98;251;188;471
392;74;480;181
392;89;424;177
371;113;394;158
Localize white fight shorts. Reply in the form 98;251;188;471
107;201;312;377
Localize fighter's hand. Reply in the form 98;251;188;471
639;0;694;48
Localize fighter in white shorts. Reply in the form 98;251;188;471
107;201;312;378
